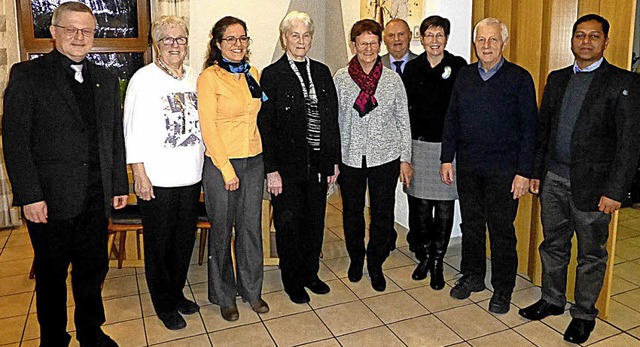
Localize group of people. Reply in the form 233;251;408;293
2;1;640;346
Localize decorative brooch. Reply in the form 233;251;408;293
442;66;452;79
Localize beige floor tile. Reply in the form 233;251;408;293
264;311;332;347
4;232;31;248
614;261;640;285
444;254;462;271
209;322;274;347
0;257;32;279
315;300;383;336
389;314;463;346
477;299;531;327
612;288;640;312
326;204;342;215
144;309;206;345
514;275;536;292
625;236;640;247
317;262;338;282
611;275;639;296
300;338;341;346
105;267;137;280
342;274;401;299
321;240;349;260
327;226;345;240
323;228;341;242
0;244;34;262
436;304;508;340
0;234;8;248
200;300;260;333
262;268;284;294
308;279;358;310
396;246;419;263
407;284;472;313
510;286;542;309
616;225;640;240
514;321;570;346
140;293;155;317
103;295;143;324
0;273;35;296
588;333;640;346
619;219;640;232
382;250;416;270
337;326;404;347
137;273;149;294
321;256;351;279
615;240;640;261
186;263;208;285
102;275;139;300
154;333;212;346
384;265;429;290
259;290;311;321
103;318;146;347
628;327;640;339
468;329;535;346
190;283;213;309
0;292;32;319
363;291;428;323
0;315;27;345
324;214;343;228
604;300;640;330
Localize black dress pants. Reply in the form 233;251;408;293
138;183;200;315
457;170;519;292
339;158;399;270
27;185;108;347
271;168;327;293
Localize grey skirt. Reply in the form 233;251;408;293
404;140;458;200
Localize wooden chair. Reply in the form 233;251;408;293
108;204;143;269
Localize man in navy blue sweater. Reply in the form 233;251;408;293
440;17;537;314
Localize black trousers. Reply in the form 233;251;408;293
27;185;108;347
457;170;519;292
138;183;200;315
271;168;327;293
539;171;610;320
339;158;399;270
407;196;455;261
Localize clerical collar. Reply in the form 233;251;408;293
573;57;603;74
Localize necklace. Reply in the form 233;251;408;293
156;59;185;80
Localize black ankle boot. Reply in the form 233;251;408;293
411;260;429;280
430;259;445;290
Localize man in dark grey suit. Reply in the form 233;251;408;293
519;14;640;345
381;18;418;75
2;2;128;347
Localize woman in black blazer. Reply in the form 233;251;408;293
258;10;340;304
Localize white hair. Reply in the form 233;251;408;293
473;17;509;42
279;11;314;50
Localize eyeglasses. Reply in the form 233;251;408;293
159;36;188;46
53;25;95;37
355;41;380;49
424;33;446;40
221;36;251;45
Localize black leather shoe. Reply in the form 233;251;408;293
80;332;119;347
177;297;200;315
564;318;595;344
158;311;187;330
348;261;363;282
450;275;485;299
411;261;429;280
369;268;386;292
429;260;445;290
286;287;310;304
250;298;270;313
304;278;331;295
220;305;239;321
519;299;564;320
488;290;512;314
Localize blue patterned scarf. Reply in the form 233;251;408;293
218;58;267;101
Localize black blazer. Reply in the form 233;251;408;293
258;54;340;176
2;51;128;219
533;60;640;211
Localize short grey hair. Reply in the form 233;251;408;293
51;1;95;26
151;15;189;46
279;11;314;50
473;17;509;42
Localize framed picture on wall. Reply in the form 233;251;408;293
16;0;150;60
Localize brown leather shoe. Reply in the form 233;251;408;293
250;298;270;313
220;305;239;321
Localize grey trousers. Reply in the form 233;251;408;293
203;155;264;307
539;171;611;320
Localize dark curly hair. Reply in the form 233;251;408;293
204;16;248;68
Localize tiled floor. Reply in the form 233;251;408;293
2;196;640;346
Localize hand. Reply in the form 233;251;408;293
529;179;540;194
598;196;621;214
440;163;454;186
112;195;128;209
400;162;413;187
23;201;48;223
225;177;240;191
327;165;340;185
511;174;529;200
133;173;155;201
267;171;283;196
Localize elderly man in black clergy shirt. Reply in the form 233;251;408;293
2;2;128;347
518;14;640;345
439;17;537;315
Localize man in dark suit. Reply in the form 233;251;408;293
2;2;128;347
519;14;640;345
381;18;418;74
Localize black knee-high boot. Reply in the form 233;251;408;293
428;200;455;289
408;196;432;280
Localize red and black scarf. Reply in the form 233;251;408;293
348;55;383;117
